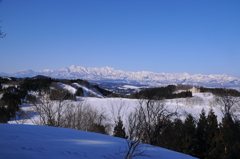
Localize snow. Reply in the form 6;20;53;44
57;82;77;94
1;84;17;89
1;76;12;80
121;85;141;89
12;92;234;128
72;83;103;98
9;91;235;126
0;124;197;159
83;94;225;124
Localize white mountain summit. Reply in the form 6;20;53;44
1;65;240;88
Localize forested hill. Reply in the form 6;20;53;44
0;76;116;122
0;75;114;97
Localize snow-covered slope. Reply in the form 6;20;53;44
1;65;240;88
57;82;77;94
54;82;104;98
72;83;103;98
0;124;197;159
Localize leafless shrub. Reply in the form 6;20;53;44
123;111;150;159
25;89;110;134
62;101;110;134
215;95;239;120
28;90;70;126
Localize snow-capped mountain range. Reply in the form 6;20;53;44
1;65;240;88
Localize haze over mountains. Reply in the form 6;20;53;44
1;65;240;88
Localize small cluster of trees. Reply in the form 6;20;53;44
0;86;27;122
200;87;240;97
20;77;52;92
131;85;192;99
153;109;240;159
93;85;113;96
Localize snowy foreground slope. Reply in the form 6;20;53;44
0;124;197;159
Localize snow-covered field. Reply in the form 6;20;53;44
0;124;197;159
81;93;226;125
12;92;228;126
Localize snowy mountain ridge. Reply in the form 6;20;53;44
1;65;240;88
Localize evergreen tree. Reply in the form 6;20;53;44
220;114;240;159
161;118;184;152
76;88;84;96
206;109;223;159
0;105;8;123
155;118;174;148
182;114;197;157
90;123;107;135
113;117;128;139
196;109;208;159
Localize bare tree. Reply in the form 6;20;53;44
29;89;70;126
28;89;110;134
124;137;150;159
123;111;150;159
108;98;129;136
214;89;240;120
64;101;110;134
0;20;6;38
135;98;177;145
123;97;177;158
108;98;129;124
0;27;6;38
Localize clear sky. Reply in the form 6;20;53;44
0;0;240;77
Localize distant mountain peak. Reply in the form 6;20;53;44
1;66;240;88
41;69;54;72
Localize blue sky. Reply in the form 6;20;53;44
0;0;240;77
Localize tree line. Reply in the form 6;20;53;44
200;87;240;97
130;85;192;99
